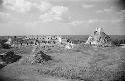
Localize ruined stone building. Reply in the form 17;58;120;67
24;35;66;45
7;35;70;47
85;28;113;47
5;35;75;49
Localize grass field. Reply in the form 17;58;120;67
0;35;125;81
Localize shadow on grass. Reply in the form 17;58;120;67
0;51;22;69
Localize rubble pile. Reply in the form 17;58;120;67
85;28;113;47
31;51;52;64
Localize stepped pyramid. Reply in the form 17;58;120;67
85;28;113;47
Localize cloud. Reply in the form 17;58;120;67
88;19;107;23
96;6;114;13
69;20;84;26
69;19;102;26
40;6;68;22
44;0;118;2
51;6;68;15
69;18;123;26
87;19;112;23
34;1;52;12
110;19;123;23
1;0;69;23
88;18;124;23
117;10;125;19
0;12;13;22
0;0;3;5
53;0;82;1
3;0;53;13
82;4;95;9
3;0;32;13
0;12;10;17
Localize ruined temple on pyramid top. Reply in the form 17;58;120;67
85;27;114;47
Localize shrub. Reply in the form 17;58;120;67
112;39;125;46
0;51;22;64
0;39;11;49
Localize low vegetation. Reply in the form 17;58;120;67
0;39;11;49
0;51;22;69
112;39;125;46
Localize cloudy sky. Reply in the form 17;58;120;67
0;0;125;35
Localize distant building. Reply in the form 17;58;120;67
9;35;75;49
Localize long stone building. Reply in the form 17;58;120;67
7;35;74;48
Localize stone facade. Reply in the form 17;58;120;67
8;35;74;49
24;35;67;45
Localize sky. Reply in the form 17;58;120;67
0;0;125;35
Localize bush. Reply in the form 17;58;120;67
1;43;11;49
0;51;22;64
112;39;125;46
0;39;11;49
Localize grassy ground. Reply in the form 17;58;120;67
0;44;125;81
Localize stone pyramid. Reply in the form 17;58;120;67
85;28;113;47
